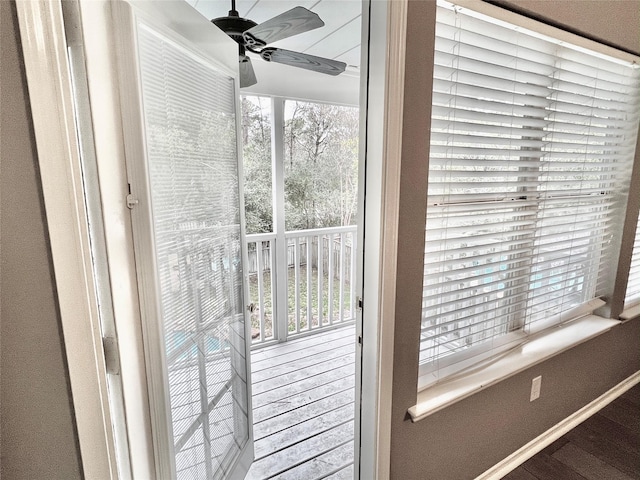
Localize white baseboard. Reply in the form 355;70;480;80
475;370;640;480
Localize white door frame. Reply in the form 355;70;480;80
14;1;120;478
358;1;408;479
16;0;409;477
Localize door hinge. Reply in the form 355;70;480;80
126;193;139;209
103;336;121;375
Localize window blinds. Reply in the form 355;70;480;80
421;1;640;374
625;214;640;309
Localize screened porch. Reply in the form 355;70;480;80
239;93;360;478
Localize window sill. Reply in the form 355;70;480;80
408;315;620;423
620;304;640;321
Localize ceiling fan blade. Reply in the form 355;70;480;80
243;7;323;48
260;48;346;76
239;56;257;88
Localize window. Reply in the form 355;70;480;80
420;1;640;383
625;212;640;309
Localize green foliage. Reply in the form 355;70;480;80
241;96;359;234
241;96;272;234
284;101;359;231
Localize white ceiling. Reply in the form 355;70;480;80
187;0;363;104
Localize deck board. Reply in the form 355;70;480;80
247;325;356;479
252;364;355;408
252;342;353;378
276;441;354;480
247;423;353;479
255;405;354;459
252;349;354;393
254;388;355;441
323;464;356;480
251;328;354;364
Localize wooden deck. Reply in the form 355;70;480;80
245;325;356;480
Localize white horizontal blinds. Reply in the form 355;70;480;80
525;46;639;328
626;214;640;308
136;24;248;480
422;5;546;370
421;1;640;372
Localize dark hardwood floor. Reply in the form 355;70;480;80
503;383;640;480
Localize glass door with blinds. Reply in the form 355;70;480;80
112;2;252;479
420;0;640;385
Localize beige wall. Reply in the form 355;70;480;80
391;320;640;479
495;0;640;55
0;1;83;478
388;1;640;479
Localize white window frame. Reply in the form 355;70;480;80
408;0;640;420
623;214;640;315
419;0;639;378
619;130;640;320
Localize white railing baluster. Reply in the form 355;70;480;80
257;241;265;341
328;233;334;325
318;234;324;327
268;239;276;341
350;232;357;319
245;232;276;346
247;240;255;341
339;232;345;323
306;235;312;330
294;237;300;334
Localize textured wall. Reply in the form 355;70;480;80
495;0;640;54
0;1;83;478
391;319;640;479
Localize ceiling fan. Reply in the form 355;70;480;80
211;0;347;88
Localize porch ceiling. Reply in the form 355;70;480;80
187;0;362;105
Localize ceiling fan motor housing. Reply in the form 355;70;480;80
210;16;257;46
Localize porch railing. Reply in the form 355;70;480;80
246;225;357;346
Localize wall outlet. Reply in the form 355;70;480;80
530;376;542;401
